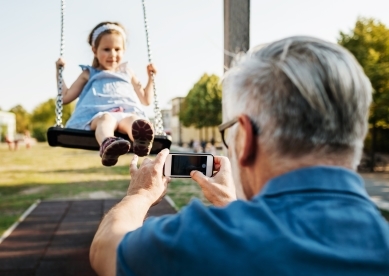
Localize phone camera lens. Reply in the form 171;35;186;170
202;164;206;168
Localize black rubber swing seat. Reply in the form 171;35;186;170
47;126;172;154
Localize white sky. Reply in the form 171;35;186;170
1;0;388;117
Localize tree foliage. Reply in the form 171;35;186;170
9;105;31;133
179;74;222;129
339;17;389;169
338;17;389;127
3;99;74;142
30;99;74;141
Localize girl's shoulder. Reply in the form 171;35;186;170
79;64;97;74
118;62;134;77
79;64;101;80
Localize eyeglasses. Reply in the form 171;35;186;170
218;116;259;149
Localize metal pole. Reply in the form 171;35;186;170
223;0;250;71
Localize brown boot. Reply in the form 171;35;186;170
131;119;154;157
100;137;131;166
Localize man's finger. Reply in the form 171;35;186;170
214;156;229;165
214;163;221;171
215;156;231;172
154;148;170;168
163;176;171;185
129;155;139;174
190;170;210;188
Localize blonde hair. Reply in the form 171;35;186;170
88;21;127;68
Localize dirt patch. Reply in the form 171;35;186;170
20;186;48;195
71;190;125;199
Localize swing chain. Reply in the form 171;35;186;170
141;0;165;136
55;0;65;127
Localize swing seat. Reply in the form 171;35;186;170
47;126;172;154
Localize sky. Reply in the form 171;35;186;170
1;0;389;117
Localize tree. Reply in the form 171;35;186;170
179;74;222;140
339;17;389;170
9;105;31;133
30;99;74;141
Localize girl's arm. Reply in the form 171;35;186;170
55;58;89;104
130;64;157;106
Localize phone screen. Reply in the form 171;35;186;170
171;155;209;176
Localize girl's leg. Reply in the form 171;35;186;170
91;113;130;166
116;114;139;141
90;113;117;145
117;115;154;157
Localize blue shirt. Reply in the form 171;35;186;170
117;166;389;275
65;63;147;130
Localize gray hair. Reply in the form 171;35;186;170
223;36;372;167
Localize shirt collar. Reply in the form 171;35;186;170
256;166;369;200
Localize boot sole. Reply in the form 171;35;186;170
101;140;131;166
132;119;154;157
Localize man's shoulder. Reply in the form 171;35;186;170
118;195;389;275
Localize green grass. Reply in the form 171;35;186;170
0;143;204;235
167;178;209;209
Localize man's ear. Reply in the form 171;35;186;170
237;115;256;166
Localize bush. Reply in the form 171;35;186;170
32;124;48;142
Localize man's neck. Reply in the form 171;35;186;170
246;150;355;198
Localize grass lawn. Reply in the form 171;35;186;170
0;143;206;235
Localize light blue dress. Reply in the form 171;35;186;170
65;63;147;130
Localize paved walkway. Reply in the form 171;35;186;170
0;198;176;276
361;173;389;210
362;173;389;202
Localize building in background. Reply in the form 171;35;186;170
0;111;16;142
161;109;172;136
170;97;221;147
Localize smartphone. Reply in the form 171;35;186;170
164;153;214;178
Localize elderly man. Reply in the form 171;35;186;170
90;36;389;275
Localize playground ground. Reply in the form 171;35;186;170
0;143;208;236
0;143;388;237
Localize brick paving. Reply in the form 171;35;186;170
0;198;176;276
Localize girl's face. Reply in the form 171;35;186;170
93;33;124;71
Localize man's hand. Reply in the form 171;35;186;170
127;148;171;206
190;156;237;207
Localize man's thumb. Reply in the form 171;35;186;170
190;170;208;187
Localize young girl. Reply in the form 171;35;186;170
55;22;156;166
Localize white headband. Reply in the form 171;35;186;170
92;24;126;46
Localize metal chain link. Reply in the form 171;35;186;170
55;0;65;127
141;0;165;135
